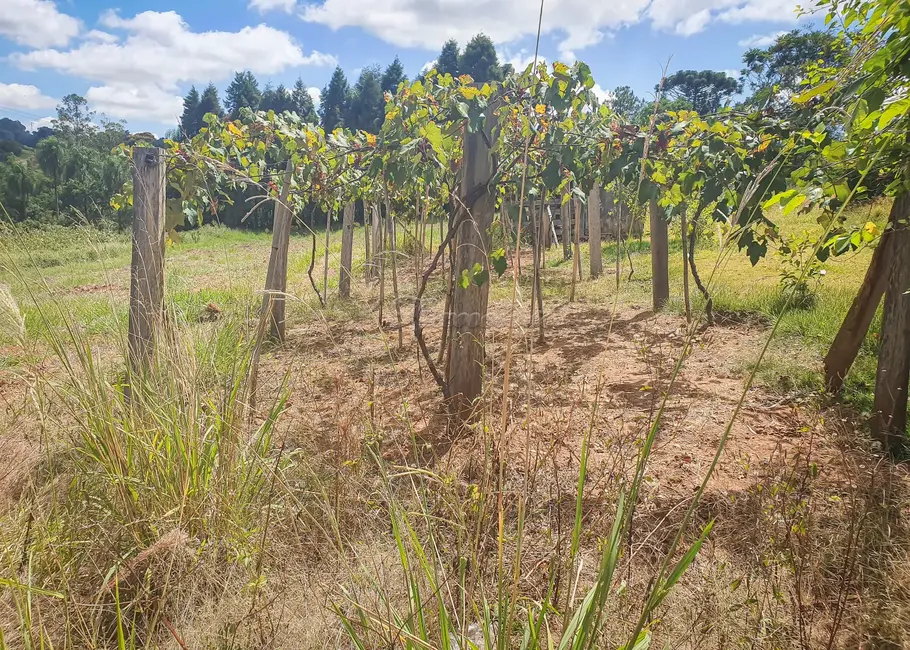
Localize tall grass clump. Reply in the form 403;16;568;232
0;252;289;646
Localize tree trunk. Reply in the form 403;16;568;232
650;197;669;311
872;196;910;454
339;201;355;298
386;197;403;350
260;161;294;341
574;197;583;283
378;204;386;326
589;185;603;279
364;201;372;280
562;201;571;262
687;205;713;324
531;197;545;343
570;199;578;302
447;102;498;421
824;194;908;392
681;211;691;322
323;205;332;302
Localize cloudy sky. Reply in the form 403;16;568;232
0;0;817;134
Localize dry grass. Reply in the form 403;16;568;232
1;204;908;648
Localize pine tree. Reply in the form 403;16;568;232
348;65;385;133
180;86;201;138
226;71;261;117
319;66;351;132
292;78;318;123
436;39;460;77
196;83;224;128
381;56;408;94
262;83;295;114
460;34;503;83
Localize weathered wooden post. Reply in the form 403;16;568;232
589;185;603;279
825;193;908;392
447;99;499;420
260;161;294;341
128;147;166;371
872;206;910;454
649;197;669;310
339;202;355;298
364;202;372;280
681;210;691;322
371;203;382;281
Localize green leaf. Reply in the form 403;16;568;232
782;194;806;216
863;87;887;112
490;248;508;277
458;269;471;289
422;121;445;158
794;80;835;104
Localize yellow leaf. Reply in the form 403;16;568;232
227;122;243;137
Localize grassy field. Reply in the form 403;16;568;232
0;200;905;649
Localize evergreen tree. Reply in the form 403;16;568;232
436;39;461;77
261;83;295;114
36;136;65;219
226;71;262;117
180;86;201;138
660;70;740;116
292;78;318;123
348;65;385;133
610;86;646;119
459;34;503;83
319;66;351;132
197;83;224;126
54;94;96;138
381;56;408;94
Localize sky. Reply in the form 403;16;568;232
0;0;820;135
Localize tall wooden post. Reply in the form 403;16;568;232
650;197;669;310
825;193;907;391
371;203;382;281
589;185;603;279
872;209;910;454
128;147;166;371
364;202;372;280
339;202;355;298
448;100;498;420
260;161;294;341
681;211;691;322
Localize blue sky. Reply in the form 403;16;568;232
0;0;818;135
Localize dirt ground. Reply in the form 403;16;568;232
2;253;909;647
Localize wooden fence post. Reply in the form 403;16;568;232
825;192;908;392
589;184;603;279
260;161;294;341
447;99;499;420
649;197;669;310
128;147;166;371
339;201;355;298
364;202;372;280
371;203;382;281
872;206;910;454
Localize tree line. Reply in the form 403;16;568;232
177;33;512;137
0;28;843;226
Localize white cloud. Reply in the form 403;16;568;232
249;0;298;12
0;0;81;48
300;0;811;55
421;59;437;73
11;10;337;125
28;116;55;130
301;0;644;57
308;87;321;107
591;83;613;103
83;29;119;44
85;84;183;125
0;82;56;111
738;30;788;47
499;48;547;72
721;69;741;79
